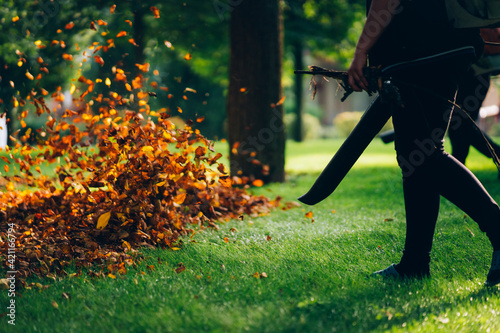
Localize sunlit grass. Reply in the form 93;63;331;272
1;137;500;332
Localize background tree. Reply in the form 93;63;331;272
283;0;365;142
226;0;285;183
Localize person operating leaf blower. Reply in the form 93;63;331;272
347;0;500;286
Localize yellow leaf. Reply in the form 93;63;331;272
141;146;154;153
96;211;111;229
108;273;116;279
252;272;260;278
51;300;59;309
122;241;131;251
6;182;14;191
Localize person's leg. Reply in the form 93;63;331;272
450;73;500;165
387;74;500;279
389;79;454;276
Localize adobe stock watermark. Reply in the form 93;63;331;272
212;0;243;22
397;74;491;179
5;222;17;326
356;0;403;53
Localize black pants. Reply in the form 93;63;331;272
449;71;500;165
391;73;500;272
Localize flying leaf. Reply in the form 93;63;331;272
96;211;111;229
110;4;116;14
94;55;104;66
65;22;74;29
150;6;160;18
184;53;192;61
252;179;264;187
116;31;127;37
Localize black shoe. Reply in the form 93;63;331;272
372;264;400;278
485;251;500;287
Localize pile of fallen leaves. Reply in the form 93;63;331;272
0;5;279;283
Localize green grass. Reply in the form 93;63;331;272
2;138;500;332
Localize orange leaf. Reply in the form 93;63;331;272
252;179;264;187
305;211;313;219
219;177;232;187
90;21;97;31
94;55;104;66
110;4;116;14
4;165;9;173
150;6;160;18
224;237;229;243
25;71;34;80
173;192;187;205
116;31;127;38
65;22;74;29
184;53;192;61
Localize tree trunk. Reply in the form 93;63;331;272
226;0;285;183
292;39;304;142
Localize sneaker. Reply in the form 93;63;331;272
372;264;400;278
485;250;500;287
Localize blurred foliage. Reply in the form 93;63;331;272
0;0;366;139
285;112;322;140
334;111;393;138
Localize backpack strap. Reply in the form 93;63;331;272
381;46;477;75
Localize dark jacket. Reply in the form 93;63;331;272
367;0;483;67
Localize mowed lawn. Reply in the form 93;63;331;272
1;138;500;332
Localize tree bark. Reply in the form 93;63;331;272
226;0;285;183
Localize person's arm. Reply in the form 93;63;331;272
348;0;401;91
